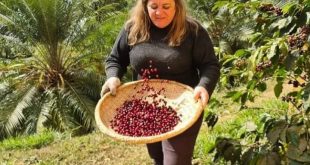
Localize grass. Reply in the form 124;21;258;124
0;131;54;150
0;131;151;165
0;88;291;164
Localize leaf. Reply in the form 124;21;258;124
270;17;292;30
256;156;268;165
268;152;281;165
234;49;249;57
284;50;299;70
266;120;287;144
274;82;283;98
279;41;289;56
303;83;310;112
247;80;257;90
214;137;242;163
298;137;307;152
223;141;241;163
297;10;310;27
223;56;237;66
212;1;229;11
241;147;257;165
307;12;310;24
287;126;302;147
241;92;248;106
256;152;281;165
279;126;287;143
287;159;304;165
225;91;243;102
281;3;296;14
204;112;218;128
257;82;267;92
267;43;278;59
287;144;310;162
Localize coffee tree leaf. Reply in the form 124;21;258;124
279;126;288;143
215;137;230;153
204;112;218;128
225;91;243;102
256;152;281;165
268;152;281;165
223;145;236;162
264;121;275;135
284;50;298;70
213;152;220;162
257;82;267;92
267;42;278;59
290;114;303;125
274;81;283;98
287;159;304;165
287;126;302;147
279;40;289;56
256;154;268;165
214;138;242;163
241;92;248;105
282;3;296;14
223;140;241;164
306;12;310;24
241;147;258;165
234;49;250;57
303;82;310;112
287;144;310;162
298;137;307;152
296;10;310;26
266;120;287;144
270;17;293;30
247;80;257;90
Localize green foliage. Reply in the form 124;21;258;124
195;94;289;164
0;0;127;140
0;130;54;150
197;0;310;164
213;138;242;164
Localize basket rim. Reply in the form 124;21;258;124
95;79;203;144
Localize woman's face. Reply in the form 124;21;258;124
146;0;176;28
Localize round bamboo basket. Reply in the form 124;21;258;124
95;79;203;144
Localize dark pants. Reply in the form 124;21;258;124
146;113;204;165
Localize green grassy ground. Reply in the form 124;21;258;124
0;87;290;165
0;131;151;165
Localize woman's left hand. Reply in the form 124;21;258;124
193;86;209;108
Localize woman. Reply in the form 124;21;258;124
101;0;220;164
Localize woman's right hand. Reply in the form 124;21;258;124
100;77;121;97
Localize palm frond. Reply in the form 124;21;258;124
62;83;96;133
21;0;37;23
0;81;12;101
3;86;38;136
0;13;14;25
0;2;14;14
21;93;45;134
42;90;69;132
70;70;103;101
42;88;95;135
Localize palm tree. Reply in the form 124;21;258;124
0;0;127;139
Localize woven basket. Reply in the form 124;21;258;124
95;79;203;144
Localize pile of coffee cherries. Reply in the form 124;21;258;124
110;60;180;137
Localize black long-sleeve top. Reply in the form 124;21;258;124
105;22;220;96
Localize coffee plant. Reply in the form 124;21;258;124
206;0;310;164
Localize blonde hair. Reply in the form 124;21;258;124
125;0;198;46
